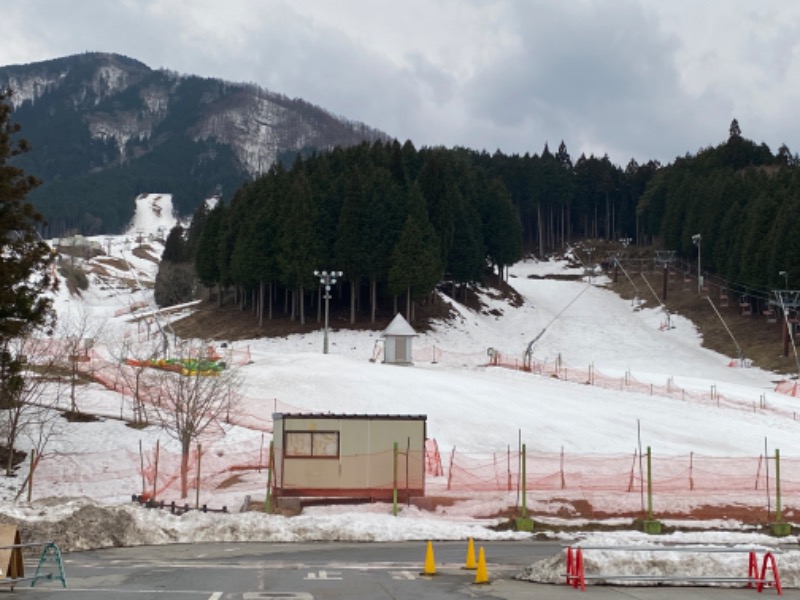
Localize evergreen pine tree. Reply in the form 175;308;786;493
161;225;187;263
194;199;225;299
388;183;442;320
0;90;56;340
0;90;56;409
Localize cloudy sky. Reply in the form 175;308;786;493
3;1;799;166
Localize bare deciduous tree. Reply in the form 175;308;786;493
0;336;64;478
105;330;165;426
56;304;106;413
147;342;241;498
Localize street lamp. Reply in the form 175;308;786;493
779;270;788;290
314;270;343;354
691;234;702;294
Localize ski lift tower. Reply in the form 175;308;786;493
619;237;632;261
691;234;702;295
769;287;800;362
584;246;596;283
654;250;676;301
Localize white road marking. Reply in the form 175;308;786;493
390;570;417;580
243;593;313;599
304;570;342;580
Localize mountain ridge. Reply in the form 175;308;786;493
0;52;390;235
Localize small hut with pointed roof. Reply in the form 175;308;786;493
382;313;417;365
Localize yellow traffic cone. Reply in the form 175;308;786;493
421;540;437;576
473;547;489;585
463;537;477;570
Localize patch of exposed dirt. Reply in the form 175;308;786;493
95;256;133;271
89;263;112;277
216;474;245;490
62;410;101;423
132;245;160;263
526;273;584;281
487;496;793;534
170;289;456;341
170;268;522;342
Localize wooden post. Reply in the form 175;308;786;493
775;448;782;523
521;443;527;519
139;440;145;496
264;441;274;513
153;440;160;502
195;443;202;510
646;446;653;520
392;442;398;516
27;448;36;502
447;447;455;490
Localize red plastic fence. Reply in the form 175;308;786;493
489;350;800;419
425;438;443;476
29;438;800;518
565;546;782;594
21;339;800;516
442;449;800;495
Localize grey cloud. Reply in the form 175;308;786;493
461;2;711;162
6;0;800;165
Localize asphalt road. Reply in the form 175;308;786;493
7;540;798;599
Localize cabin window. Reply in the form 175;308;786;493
285;431;339;458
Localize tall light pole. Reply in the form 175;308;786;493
780;270;788;290
314;270;342;354
692;234;702;294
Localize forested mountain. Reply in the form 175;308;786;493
166;141;654;325
165;122;800;329
0;52;387;236
162;142;525;325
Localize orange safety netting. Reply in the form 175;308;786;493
27;442;800;518
32;435;273;504
441;448;800;496
775;380;800;397
412;345;487;367
488;351;800;421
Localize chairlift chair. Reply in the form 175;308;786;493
720;289;729;308
740;297;752;316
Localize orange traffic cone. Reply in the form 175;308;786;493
473;546;489;584
421;540;437;576
463;537;477;570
